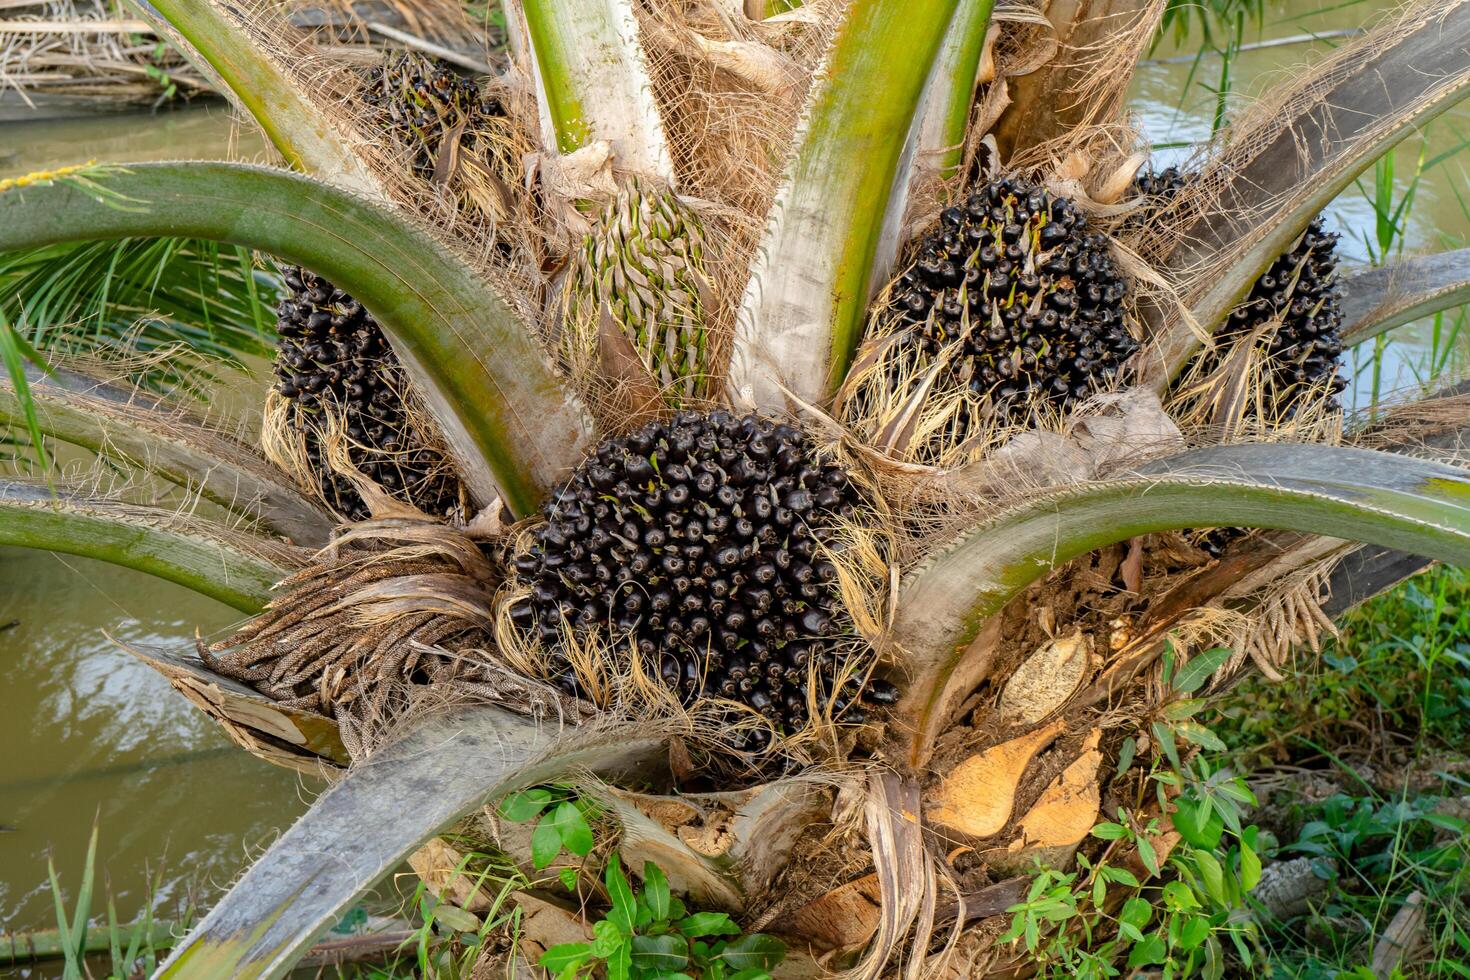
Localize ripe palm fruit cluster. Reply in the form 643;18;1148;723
885;176;1136;425
1134;167;1346;414
509;410;896;746
274;266;461;520
570;184;713;403
361;52;499;182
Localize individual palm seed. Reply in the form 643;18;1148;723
510;410;896;742
274;266;461;521
568;184;713;403
1134;167;1346;417
883;176;1136;428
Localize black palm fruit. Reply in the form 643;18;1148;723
509;410;897;748
885;176;1136;428
1134;167;1346;415
274;266;461;521
361;52;501;183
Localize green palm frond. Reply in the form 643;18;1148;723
0;237;279;396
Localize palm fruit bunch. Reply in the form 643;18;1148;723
360;52;500;183
1133;167;1346;413
884;176;1135;427
274;266;461;521
1134;169;1345;558
569;184;712;403
508;410;896;749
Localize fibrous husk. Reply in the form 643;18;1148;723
201;517;586;758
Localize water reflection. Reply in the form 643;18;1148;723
0;547;306;935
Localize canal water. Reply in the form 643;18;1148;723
1;0;1466;962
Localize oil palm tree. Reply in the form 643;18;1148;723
2;0;1470;976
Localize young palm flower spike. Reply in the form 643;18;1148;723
510;410;894;744
3;1;1470;977
567;183;714;404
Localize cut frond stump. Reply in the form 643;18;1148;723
927;718;1067;839
994;727;1103;873
996;629;1093;724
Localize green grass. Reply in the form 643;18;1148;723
1211;566;1470;977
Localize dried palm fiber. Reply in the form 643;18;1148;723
267;265;465;522
842;176;1136;465
201;519;580;757
505;410;899;752
180;0;542;299
563;182;716;406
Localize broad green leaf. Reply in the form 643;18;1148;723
540;943;594;975
1152;721;1182;774
642;862;671;922
1126;931;1167;969
531;818;563;869
0;480;296;612
0;161;593;517
1191;850;1227;907
499;788;554;822
678;913;739;938
126;0;385;198
730;0;961;408
1240;837;1263;892
716;935;785;972
1173;648;1233;694
1148;0;1470;383
518;0;673;177
890;443;1470;763
1175;721;1228;753
1162;698;1208;721
1172;798;1224;851
630;935;688;974
1162;880;1200;912
1115;737;1137;777
605;855;637;937
1120;896;1152;933
1340;248;1470;348
552;802;595;857
1091;822;1127;841
156;708;666;979
0;365;330;545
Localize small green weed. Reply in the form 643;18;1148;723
540;855;785;980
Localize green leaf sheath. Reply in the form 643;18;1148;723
1148;0;1470;384
0;365;331;545
731;0;961;409
891;444;1470;763
157;707;666;980
1339;248;1470;347
0;482;295;613
127;0;385;198
0;162;593;516
519;0;674;179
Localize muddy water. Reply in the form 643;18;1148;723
1133;0;1470;407
0;548;309;940
3;0;1469;959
